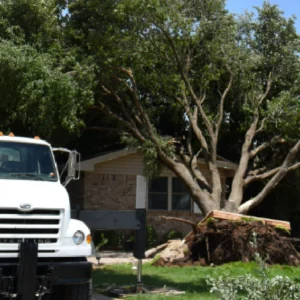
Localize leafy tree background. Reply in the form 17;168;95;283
1;0;300;223
63;0;300;215
0;0;95;142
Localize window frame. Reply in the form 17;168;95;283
147;176;192;212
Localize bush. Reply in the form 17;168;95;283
146;225;157;249
206;233;300;299
207;269;300;300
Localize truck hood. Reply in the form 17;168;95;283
0;179;69;210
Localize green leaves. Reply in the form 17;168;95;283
265;91;300;141
0;41;95;136
0;0;96;138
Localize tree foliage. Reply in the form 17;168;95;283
66;0;300;214
1;0;300;215
0;0;95;138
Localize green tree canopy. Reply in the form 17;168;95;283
66;0;300;215
0;0;95;138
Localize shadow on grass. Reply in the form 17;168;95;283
93;267;210;296
92;262;300;299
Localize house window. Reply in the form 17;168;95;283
148;177;191;211
172;177;191;211
148;177;168;210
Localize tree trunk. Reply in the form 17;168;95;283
160;156;219;215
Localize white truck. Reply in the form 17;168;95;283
0;134;92;299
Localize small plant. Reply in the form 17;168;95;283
95;233;108;251
94;231;126;249
206;231;300;299
126;234;135;243
146;225;157;249
163;229;182;241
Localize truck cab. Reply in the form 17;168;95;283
0;134;92;299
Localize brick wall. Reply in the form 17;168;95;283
84;173;136;210
83;172;202;241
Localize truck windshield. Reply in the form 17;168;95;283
0;142;57;182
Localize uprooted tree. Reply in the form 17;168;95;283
67;0;300;215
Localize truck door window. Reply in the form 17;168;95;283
0;142;57;182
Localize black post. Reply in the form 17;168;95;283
17;241;38;300
134;209;146;260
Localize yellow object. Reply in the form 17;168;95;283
86;235;92;244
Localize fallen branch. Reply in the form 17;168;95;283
145;243;168;258
159;216;197;233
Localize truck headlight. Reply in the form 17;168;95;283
73;231;85;245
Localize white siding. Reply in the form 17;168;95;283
94;153;227;178
95;153;145;175
136;175;147;208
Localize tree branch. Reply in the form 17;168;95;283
102;85;137;128
254;117;267;136
215;69;234;138
157;22;215;142
245;161;300;186
190;152;211;191
89;105;146;143
249;136;280;159
228;73;273;208
248;166;267;176
160;216;197;233
177;96;210;162
258;73;272;105
115;69;170;160
239;140;300;213
179;148;211;191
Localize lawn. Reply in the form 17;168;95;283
93;262;300;299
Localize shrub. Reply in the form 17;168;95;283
207;269;300;300
206;232;300;299
146;225;157;249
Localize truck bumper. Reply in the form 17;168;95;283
0;257;92;297
45;260;92;285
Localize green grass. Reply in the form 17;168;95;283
93;262;300;300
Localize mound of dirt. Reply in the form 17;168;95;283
153;219;299;267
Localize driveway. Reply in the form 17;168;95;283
88;251;151;265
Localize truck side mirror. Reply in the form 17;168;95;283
67;151;80;183
53;148;81;186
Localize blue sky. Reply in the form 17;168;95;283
226;0;300;32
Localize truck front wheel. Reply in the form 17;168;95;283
50;281;92;300
65;281;92;300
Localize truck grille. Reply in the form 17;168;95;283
0;209;62;244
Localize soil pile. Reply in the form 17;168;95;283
153;219;299;266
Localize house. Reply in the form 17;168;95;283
69;149;237;240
